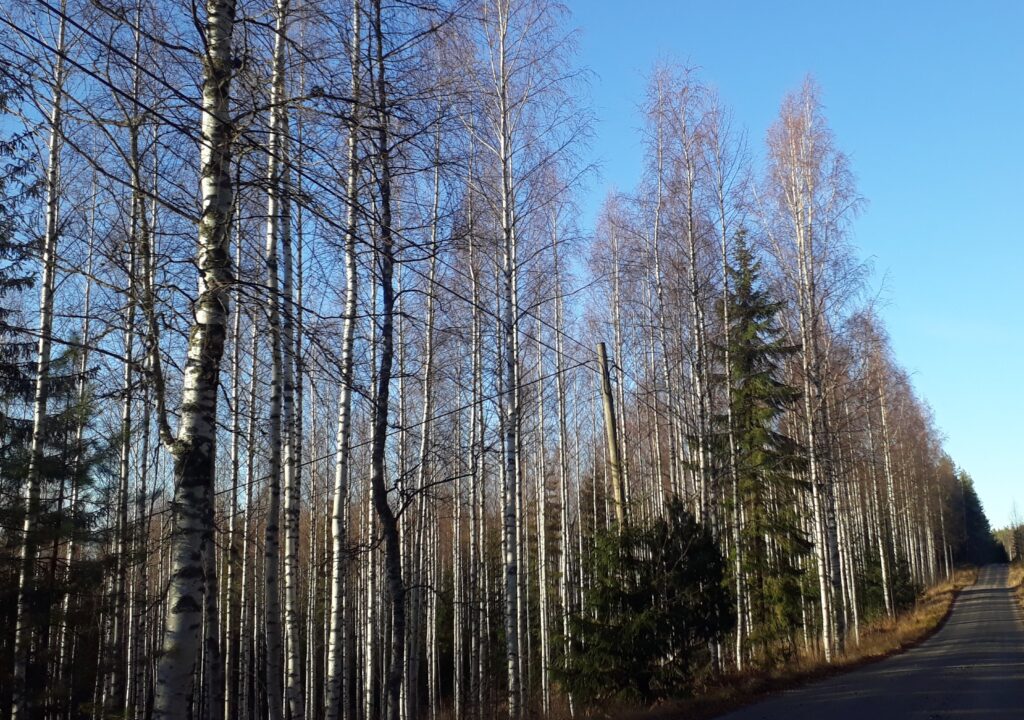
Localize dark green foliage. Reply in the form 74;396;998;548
858;553;919;620
715;231;809;663
559;499;733;707
0;67;112;718
0;346;111;718
0;64;36;462
949;471;1007;566
888;556;921;611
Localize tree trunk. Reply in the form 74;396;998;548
151;0;236;715
371;3;405;717
12;11;67;718
325;4;361;719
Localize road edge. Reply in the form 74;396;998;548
614;570;976;720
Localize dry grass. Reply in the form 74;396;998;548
602;568;978;720
1009;563;1024;612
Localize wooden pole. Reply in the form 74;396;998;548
598;342;627;528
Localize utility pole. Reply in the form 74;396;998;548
598;342;626;528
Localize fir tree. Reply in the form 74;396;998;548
0;64;109;715
559;498;732;707
0;61;37;472
950;470;1007;566
718;231;809;664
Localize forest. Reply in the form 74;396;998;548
0;0;1009;719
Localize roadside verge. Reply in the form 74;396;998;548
1010;563;1024;614
616;568;977;720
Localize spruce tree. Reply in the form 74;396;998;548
560;499;732;706
0;63;36;467
719;231;809;664
0;64;108;716
951;470;1007;566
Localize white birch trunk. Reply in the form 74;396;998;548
325;5;361;719
495;7;521;714
12;11;67;718
261;1;293;716
533;317;551;715
223;196;243;720
280;82;305;720
151;0;236;714
551;228;574;717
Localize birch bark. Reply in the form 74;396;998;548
12;11;67;718
151;0;236;715
325;4;361;719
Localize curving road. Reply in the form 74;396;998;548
718;565;1024;719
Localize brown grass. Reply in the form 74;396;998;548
1009;563;1024;612
599;568;978;720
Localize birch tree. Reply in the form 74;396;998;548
0;4;999;718
11;9;68;718
325;1;362;718
763;78;859;661
150;0;236;715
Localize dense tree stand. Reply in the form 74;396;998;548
0;3;1005;720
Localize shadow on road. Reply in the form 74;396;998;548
716;565;1024;720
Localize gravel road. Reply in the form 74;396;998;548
717;564;1024;719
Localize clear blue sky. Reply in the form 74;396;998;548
569;0;1024;527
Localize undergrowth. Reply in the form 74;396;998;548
596;567;978;720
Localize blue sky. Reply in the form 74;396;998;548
569;0;1024;527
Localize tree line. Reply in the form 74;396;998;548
995;507;1024;563
0;0;1002;718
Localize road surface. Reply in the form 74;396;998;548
718;564;1024;719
